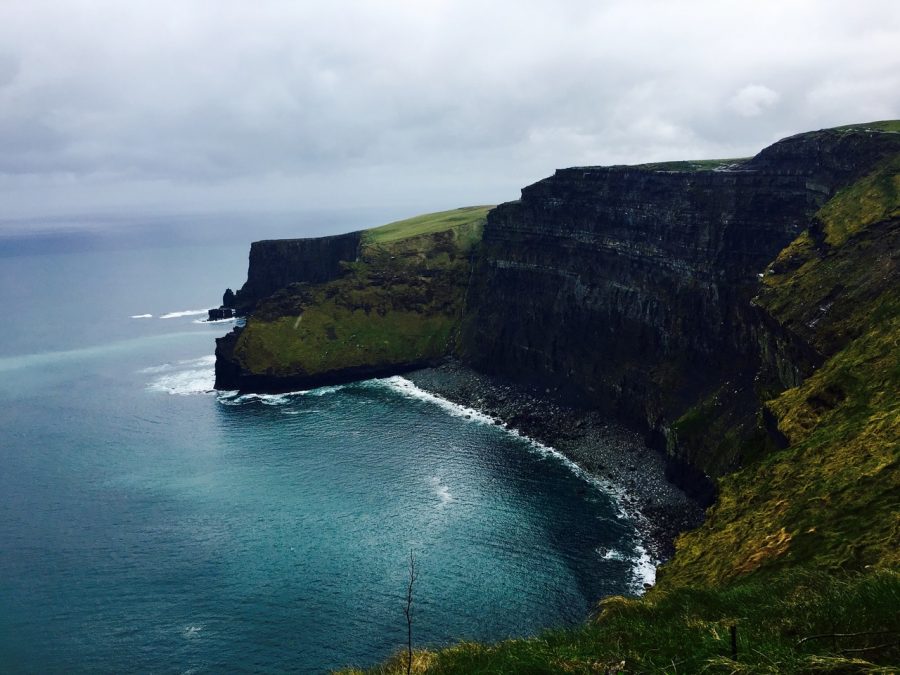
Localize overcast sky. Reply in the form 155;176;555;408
1;0;898;231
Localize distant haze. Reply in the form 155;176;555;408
1;0;898;232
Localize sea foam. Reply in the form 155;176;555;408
147;355;216;395
192;317;235;324
159;309;209;319
379;375;659;593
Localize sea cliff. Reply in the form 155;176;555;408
215;207;490;392
229;230;363;313
217;121;900;671
459;125;899;484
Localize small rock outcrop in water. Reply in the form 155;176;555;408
207;306;236;321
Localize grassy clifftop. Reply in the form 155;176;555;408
228;207;490;383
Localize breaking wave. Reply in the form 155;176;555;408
146;355;216;395
379;375;659;592
159;309;209;319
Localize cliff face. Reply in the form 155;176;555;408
231;231;362;312
459;126;900;483
215;209;489;392
213;124;898;489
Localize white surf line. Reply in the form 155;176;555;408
159;309;209;319
379;375;658;592
215;383;345;405
130;313;153;319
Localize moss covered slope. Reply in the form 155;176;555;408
225;207;490;387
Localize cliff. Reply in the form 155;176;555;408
459;123;900;486
217;121;900;672
215;207;490;391
344;122;900;673
229;230;363;312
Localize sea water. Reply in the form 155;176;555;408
0;226;651;673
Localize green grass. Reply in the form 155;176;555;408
342;570;900;673
833;120;900;134
816;155;900;246
362;206;493;245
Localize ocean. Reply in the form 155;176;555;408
0;222;651;673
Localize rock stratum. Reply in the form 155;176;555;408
217;121;900;672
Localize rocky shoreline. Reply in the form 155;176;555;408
404;360;705;564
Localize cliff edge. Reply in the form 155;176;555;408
215;207;490;391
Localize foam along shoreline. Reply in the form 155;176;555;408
145;358;660;590
193;317;236;324
403;362;704;564
380;375;658;592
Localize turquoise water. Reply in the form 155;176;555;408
0;236;648;673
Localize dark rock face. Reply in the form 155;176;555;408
208;307;236;321
459;127;900;481
232;231;362;312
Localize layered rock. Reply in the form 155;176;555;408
213;123;899;495
458;126;900;485
231;230;362;312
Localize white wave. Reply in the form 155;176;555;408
430;476;454;504
159;309;209;319
631;544;657;590
598;545;656;592
381;377;609;489
192;317;235;324
380;376;497;424
179;355;216;367
147;355;216;395
216;381;343;406
599;548;629;562
305;384;345;397
380;375;659;594
218;391;300;406
130;313;153;319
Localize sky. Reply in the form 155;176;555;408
1;0;899;233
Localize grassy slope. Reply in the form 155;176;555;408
231;207;490;377
364;206;493;244
347;570;898;674
343;147;900;673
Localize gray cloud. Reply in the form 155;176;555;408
0;0;898;228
